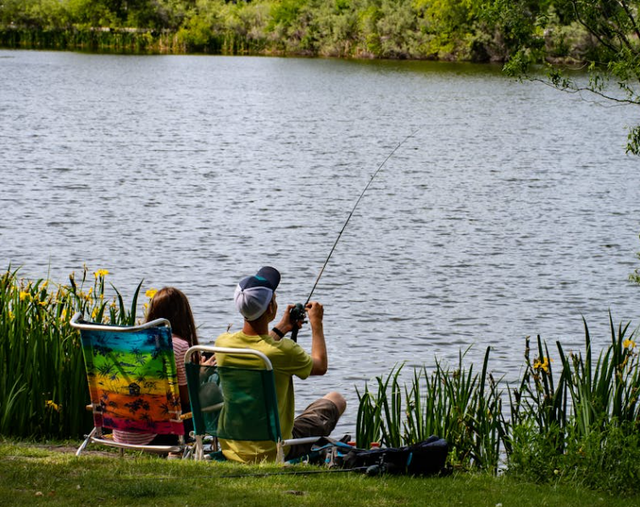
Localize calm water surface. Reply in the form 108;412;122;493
1;50;639;434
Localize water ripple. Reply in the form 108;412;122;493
1;50;639;431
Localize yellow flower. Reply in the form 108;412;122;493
19;291;30;301
623;339;636;349
8;311;14;320
145;288;158;299
91;307;98;320
533;357;553;373
61;309;67;320
45;400;61;412
94;269;110;279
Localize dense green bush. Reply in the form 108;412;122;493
0;0;605;61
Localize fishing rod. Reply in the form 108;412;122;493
290;128;421;342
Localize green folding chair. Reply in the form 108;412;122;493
70;312;189;457
185;345;321;463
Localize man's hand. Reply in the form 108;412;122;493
305;301;323;329
271;304;305;340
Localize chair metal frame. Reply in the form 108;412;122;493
71;312;189;457
185;345;321;463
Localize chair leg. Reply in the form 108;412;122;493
76;428;97;457
195;435;203;461
276;441;285;464
182;445;191;460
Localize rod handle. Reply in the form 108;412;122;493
289;303;305;343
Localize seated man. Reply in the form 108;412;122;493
215;266;346;463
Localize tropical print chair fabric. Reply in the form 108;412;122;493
80;325;184;436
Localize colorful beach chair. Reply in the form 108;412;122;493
70;312;189;457
185;345;322;463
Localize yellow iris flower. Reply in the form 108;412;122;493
46;400;61;412
145;288;158;299
533;357;553;373
94;269;110;278
623;339;636;349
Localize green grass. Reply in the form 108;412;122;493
0;441;637;507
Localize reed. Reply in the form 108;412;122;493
0;266;143;439
505;318;640;494
507;315;640;448
355;348;506;471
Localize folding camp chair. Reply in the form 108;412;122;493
185;345;322;463
70;312;189;457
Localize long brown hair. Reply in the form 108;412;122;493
145;287;199;347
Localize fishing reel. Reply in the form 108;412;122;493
289;303;306;342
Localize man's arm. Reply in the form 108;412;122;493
271;301;328;375
307;301;328;376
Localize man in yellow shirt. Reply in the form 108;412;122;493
215;266;346;463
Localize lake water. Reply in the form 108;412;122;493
1;49;639;435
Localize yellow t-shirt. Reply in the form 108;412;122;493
214;331;313;462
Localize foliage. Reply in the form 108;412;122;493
0;0;576;61
630;233;640;285
2;0;639;74
0;267;146;439
508;420;640;496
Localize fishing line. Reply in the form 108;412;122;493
291;127;421;340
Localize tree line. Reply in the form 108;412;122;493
0;0;619;63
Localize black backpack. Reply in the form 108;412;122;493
340;436;449;476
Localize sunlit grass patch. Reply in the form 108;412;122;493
1;442;638;507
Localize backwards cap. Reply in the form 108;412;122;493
234;266;281;321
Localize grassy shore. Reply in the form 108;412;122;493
0;441;637;507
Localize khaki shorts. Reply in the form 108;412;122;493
286;398;340;460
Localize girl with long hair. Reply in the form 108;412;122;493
113;287;201;446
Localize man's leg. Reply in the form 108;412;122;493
322;391;347;416
286;392;347;460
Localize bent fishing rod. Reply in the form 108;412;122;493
290;128;421;342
